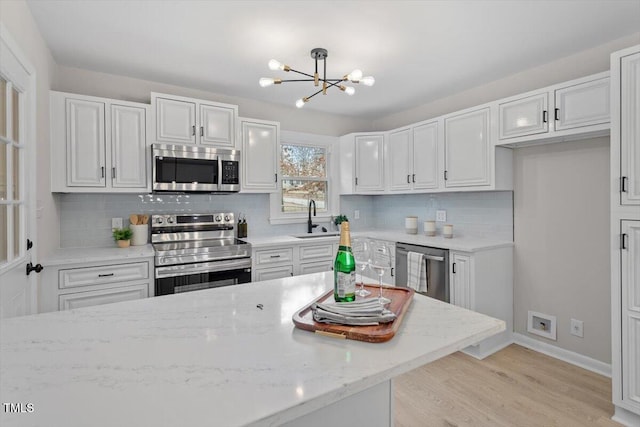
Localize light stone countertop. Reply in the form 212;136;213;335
0;272;504;427
41;244;155;266
242;230;513;252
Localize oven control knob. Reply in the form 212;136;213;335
215;215;222;222
224;215;230;222
167;217;175;224
156;217;164;224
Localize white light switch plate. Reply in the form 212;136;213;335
112;217;123;230
570;319;584;338
436;210;446;222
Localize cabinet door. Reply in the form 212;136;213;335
445;108;490;187
199;103;236;147
241;119;278;192
554;77;610;131
621;52;640;206
155;97;196;144
111;104;147;188
451;254;471;310
66;99;106;187
59;283;149;311
412;121;439;189
388;128;412;191
254;265;294;281
499;92;549;139
621;220;640;412
355;134;384;192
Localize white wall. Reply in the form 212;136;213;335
0;0;57;260
513;138;611;363
53;65;370;137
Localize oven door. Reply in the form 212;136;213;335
155;258;251;296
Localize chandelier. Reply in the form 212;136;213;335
258;48;375;108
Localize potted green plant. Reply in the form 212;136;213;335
334;215;348;231
112;227;133;248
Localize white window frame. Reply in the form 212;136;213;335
269;131;339;225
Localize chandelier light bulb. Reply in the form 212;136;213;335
360;76;375;87
295;98;306;108
345;86;355;96
347;69;363;81
268;59;283;71
259;78;275;87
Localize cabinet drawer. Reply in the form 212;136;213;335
59;283;149;310
59;262;149;289
254;265;294;281
299;261;333;275
300;244;334;261
255;247;294;266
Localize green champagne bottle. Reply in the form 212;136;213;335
334;221;356;302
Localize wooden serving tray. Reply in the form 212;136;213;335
292;285;415;343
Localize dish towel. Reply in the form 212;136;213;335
407;251;428;293
312;298;396;326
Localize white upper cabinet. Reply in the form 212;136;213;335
620;52;640;206
387;121;439;192
355;133;385;192
412;121;439;190
110;104;147;188
154;97;196;144
445;107;491;188
554;77;610;131
51;91;150;193
151;93;238;148
497;72;610;146
66;99;106;187
388;128;412;191
199;103;236;147
499;92;549;139
240;118;279;193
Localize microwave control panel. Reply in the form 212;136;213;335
221;160;239;184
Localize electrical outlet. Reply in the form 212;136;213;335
354;210;360;220
571;319;584;338
436;210;446;222
111;217;123;230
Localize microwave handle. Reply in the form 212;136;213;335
218;157;222;191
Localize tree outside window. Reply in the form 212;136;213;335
280;144;327;213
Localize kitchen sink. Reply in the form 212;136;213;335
292;232;340;239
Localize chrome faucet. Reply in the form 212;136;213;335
307;199;318;233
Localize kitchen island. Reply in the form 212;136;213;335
0;272;504;427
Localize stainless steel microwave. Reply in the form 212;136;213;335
152;143;240;193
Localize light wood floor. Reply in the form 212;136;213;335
394;344;620;427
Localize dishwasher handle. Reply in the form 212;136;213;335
396;247;445;262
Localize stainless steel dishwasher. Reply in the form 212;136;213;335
395;243;449;303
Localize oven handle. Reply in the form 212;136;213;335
155;258;251;279
396;247;445;262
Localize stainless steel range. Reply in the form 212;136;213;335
152;213;251;296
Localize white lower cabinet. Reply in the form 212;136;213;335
252;242;337;282
449;246;513;359
621;220;640;414
40;258;154;313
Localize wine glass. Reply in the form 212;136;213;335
369;242;392;305
352;238;371;297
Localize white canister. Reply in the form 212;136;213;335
424;220;436;236
130;224;149;246
405;216;418;234
443;224;453;239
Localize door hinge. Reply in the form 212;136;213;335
452;262;456;274
26;262;43;276
621;233;628;250
27;239;33;250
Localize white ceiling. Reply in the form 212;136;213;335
27;0;640;119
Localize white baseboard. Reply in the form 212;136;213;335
613;405;640;427
513;333;612;378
